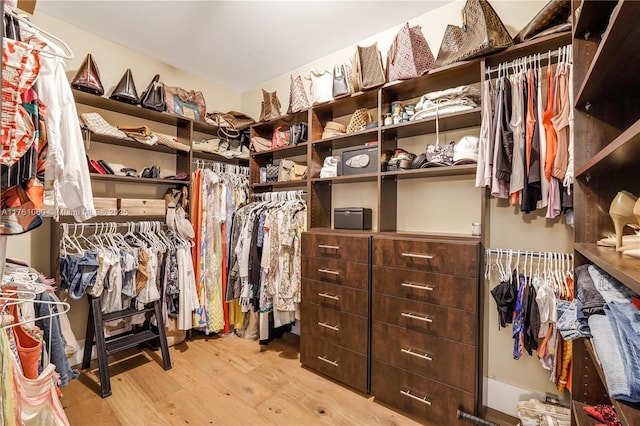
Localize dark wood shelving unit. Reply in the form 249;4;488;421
574;243;640;295
251;180;307;189
311;90;379;119
573;0;619;40
381;164;476;180
311;173;378;184
311;128;378;151
381;108;481;140
575;1;640;108
89;173;189;185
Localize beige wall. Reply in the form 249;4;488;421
240;0;574;411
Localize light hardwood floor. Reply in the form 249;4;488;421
61;334;516;426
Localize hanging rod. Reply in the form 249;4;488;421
486;44;572;76
485;248;573;259
59;220;165;229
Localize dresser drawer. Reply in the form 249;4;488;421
373;265;477;311
372;294;476;345
372;321;475;393
301;302;368;354
300;336;368;393
371;360;474;425
301;279;368;318
373;237;478;277
302;257;368;291
302;232;370;263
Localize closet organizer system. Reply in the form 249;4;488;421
250;33;571;424
571;1;640;425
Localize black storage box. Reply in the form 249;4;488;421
340;145;378;176
334;207;372;230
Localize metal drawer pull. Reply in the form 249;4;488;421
401;282;434;291
401;347;433;361
400;389;432;405
317;355;339;367
401;312;433;323
318;244;340;250
318;321;340;332
318;292;340;301
401;252;434;260
318;268;340;276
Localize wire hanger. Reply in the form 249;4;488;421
4;7;74;59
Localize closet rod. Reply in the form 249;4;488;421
251;190;307;197
485;248;573;259
486;44;572;76
59;221;165;229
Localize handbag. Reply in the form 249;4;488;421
307;69;334;105
514;0;571;43
250;135;272;152
290;122;308;145
332;64;350;99
265;164;279;182
278;159;296;182
164;85;206;121
71;53;104;95
259;89;282;122
346;108;371;134
436;0;513;66
272;125;291;149
387;23;436;82
110;69;140;104
287;75;311;114
353;43;386;90
140;74;166;112
291;164;307;181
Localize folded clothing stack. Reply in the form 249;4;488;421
322;121;346;139
411;85;481;122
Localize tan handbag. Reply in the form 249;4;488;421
346;108;371;134
259;89;282;122
164;85;207;121
291;164;307;181
387;23;436;82
514;0;571;43
287;75;310;114
250;136;272;152
278;159;296;182
436;0;513;66
353;43;386;90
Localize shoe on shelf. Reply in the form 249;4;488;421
608;190;640;251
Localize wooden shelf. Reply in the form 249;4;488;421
90;173;188;185
572;400;601;426
250;142;307;158
573;0;619;40
583;339;640;426
311;90;379;119
311;173;378;184
574;243;640;294
73;89;219;135
86;132;181;154
485;32;572;67
251;109;309;133
311;128;378;151
381;164;477;180
575;116;640;178
192;150;249;164
251;180;307;189
381;108;481;140
575;1;640;108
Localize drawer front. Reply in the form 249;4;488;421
372;294;476;345
373;265;477;312
301;279;368;318
373;237;478;277
372;321;476;393
301;302;368;354
302;232;369;263
371;360;474;425
300;336;368;393
302;257;368;291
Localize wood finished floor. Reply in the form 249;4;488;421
61;333;516;426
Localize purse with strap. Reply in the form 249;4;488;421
353;43;386;90
436;0;513;66
71;53;104;95
332;64;350;99
346;108;371;134
140;74;166;112
287;75;311;114
110;69;140;105
278;159;296;182
272;125;291;149
307;69;334;105
164;85;207;121
259;89;282;121
387;23;436;82
514;0;571;43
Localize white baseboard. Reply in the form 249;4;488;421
485;378;545;418
69;339;92;368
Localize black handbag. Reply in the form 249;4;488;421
110;68;140;104
290;122;308;145
140;74;166;112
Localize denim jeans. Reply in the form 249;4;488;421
59;251;99;299
604;301;640;402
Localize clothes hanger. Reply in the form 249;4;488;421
0;294;71;330
4;7;74;59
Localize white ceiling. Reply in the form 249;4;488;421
36;1;451;92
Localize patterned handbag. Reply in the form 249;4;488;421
278;159;296;182
353;43;386;90
387;23;436;82
514;0;571;43
272;125;291;149
265;164;279;182
436;0;513;66
259;89;282;122
346;108;372;134
164;85;207;121
287;75;310;114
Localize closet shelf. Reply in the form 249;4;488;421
574;243;640;295
573;0;619;40
377;230;480;241
85;132;182;154
484;32;572;67
571;401;601;426
251;109;309;133
90;173;189;185
583;339;640;426
250;142;307;159
192;150;249;165
575;116;640;178
381;164;476;180
311;173;378;184
251;180;307;189
311;128;378;151
575;0;640;108
104;329;159;355
312;90;379;119
381;108;481;140
73;89;219;135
